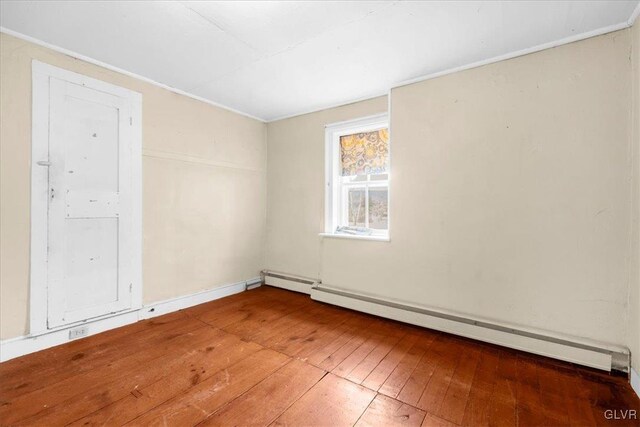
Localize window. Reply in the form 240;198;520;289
324;114;389;240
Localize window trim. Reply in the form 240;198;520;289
323;113;390;240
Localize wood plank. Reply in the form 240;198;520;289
515;355;540;402
124;349;289;426
379;333;435;399
396;357;436;406
332;333;383;378
200;359;325;426
513;355;563;426
485;350;518;426
272;373;376;427
181;287;278;318
421;413;459;427
362;333;420;391
0;312;199;398
291;309;362;362
414;338;463;412
489;381;517;426
435;344;480;424
536;363;570;424
554;366;597;426
49;330;262;426
191;289;296;329
269;304;352;356
0;321;212;424
255;301;344;351
2;287;639;427
347;330;406;384
318;325;372;372
240;302;328;347
355;394;426;427
565;398;598;427
199;299;290;330
460;349;499;427
221;293;312;340
300;314;372;367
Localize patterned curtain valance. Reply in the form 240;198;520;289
340;128;389;176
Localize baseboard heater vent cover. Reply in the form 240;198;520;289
311;284;629;373
261;270;318;295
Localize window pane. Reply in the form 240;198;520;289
371;173;388;181
368;188;388;230
348;188;366;227
343;174;367;183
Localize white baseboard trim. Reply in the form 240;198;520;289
311;284;628;372
138;278;260;320
0;277;261;363
631;368;640;399
0;311;140;363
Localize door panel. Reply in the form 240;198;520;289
64;218;119;311
47;78;133;328
64;96;120;192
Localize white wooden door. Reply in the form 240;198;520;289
45;77;136;328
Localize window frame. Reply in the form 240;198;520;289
323;113;390;240
340;175;389;232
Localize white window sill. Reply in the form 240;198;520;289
319;233;390;242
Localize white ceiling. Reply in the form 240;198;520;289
1;1;639;121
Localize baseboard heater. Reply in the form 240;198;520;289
261;270;318;295
311;284;630;373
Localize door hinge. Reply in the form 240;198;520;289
129;283;133;293
129;117;133;126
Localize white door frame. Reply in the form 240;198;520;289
30;60;142;335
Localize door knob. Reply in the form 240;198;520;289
36;161;51;167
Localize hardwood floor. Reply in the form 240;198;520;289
0;286;638;426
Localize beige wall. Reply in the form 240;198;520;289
266;97;388;279
631;21;640;374
2;24;638;362
0;33;267;339
267;30;634;347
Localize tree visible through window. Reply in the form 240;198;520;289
325;115;389;238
